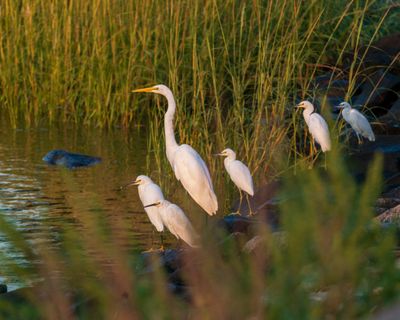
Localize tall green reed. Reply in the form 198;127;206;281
0;1;395;167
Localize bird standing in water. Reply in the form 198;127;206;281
133;85;218;216
217;148;254;215
336;102;375;143
297;101;331;152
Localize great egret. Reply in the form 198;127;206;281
133;85;218;215
297;101;331;152
336;102;375;143
145;200;199;248
217;148;254;215
125;175;165;249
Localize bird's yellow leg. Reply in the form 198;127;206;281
246;194;254;216
142;230;157;253
233;190;243;215
356;133;363;145
309;139;314;159
308;140;316;169
159;234;165;251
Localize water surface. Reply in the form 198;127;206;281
0;120;227;291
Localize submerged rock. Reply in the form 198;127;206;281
42;150;101;169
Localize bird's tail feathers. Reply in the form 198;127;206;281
207;189;218;215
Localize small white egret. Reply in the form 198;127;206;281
126;175;165;249
133;85;218;216
217;148;254;215
297;101;331;152
145;200;199;248
336;102;375;143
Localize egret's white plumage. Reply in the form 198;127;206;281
297;101;331;152
145;200;199;248
337;102;375;142
133;84;218;215
129;175;165;232
218;148;254;196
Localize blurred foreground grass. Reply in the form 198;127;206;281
0;148;398;319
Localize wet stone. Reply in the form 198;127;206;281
42;150;102;169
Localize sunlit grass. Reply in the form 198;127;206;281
0;0;396;170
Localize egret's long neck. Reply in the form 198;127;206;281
303;107;313;125
342;106;351;118
164;92;179;164
224;155;235;168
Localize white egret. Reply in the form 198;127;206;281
297;101;331;152
145;200;199;248
336;102;375;143
133;85;218;216
126;175;165;249
217;148;254;215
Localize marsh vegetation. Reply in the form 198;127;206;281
0;0;399;318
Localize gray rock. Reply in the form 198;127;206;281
43;150;102;169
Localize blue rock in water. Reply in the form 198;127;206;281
42;150;101;169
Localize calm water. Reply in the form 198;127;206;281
0;120;227;291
